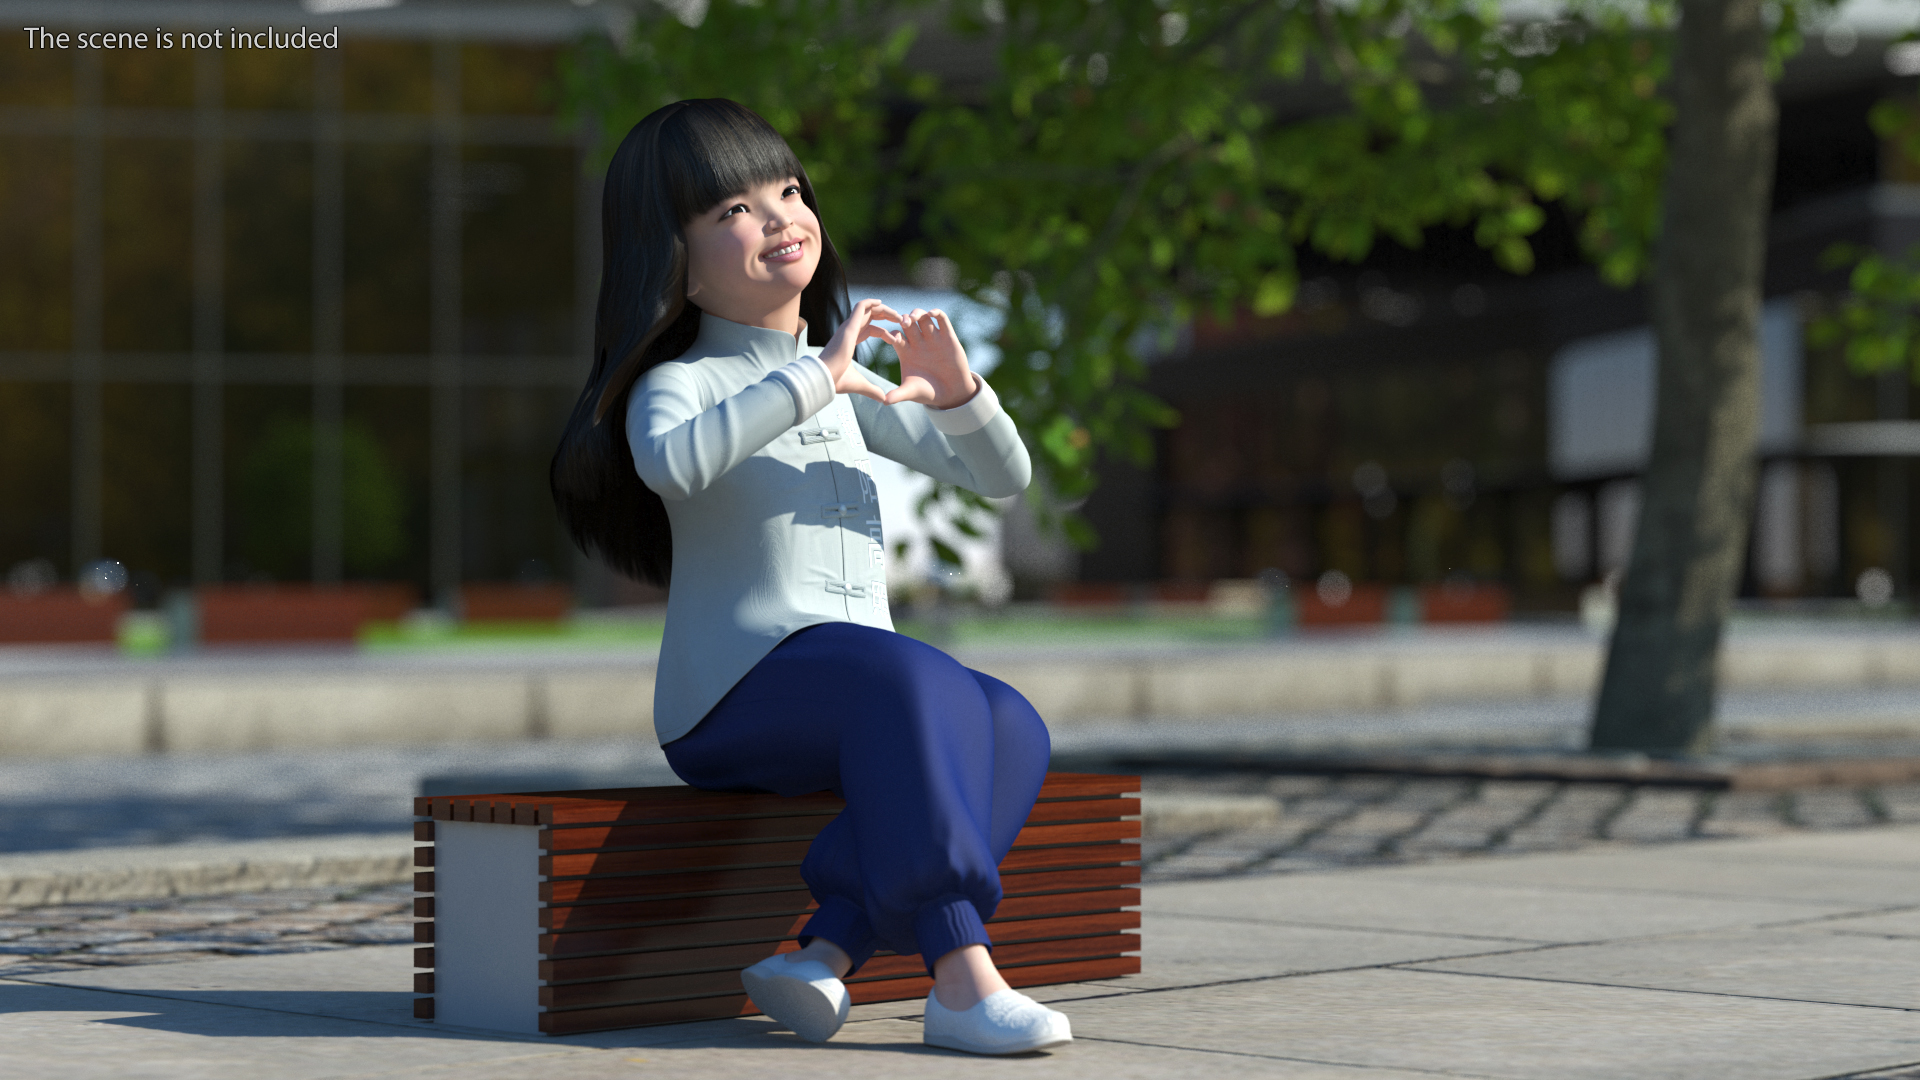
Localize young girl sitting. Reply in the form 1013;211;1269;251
551;98;1071;1056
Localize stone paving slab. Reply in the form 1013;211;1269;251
1144;869;1860;942
1077;911;1503;991
1824;909;1920;938
1408;926;1920;1010
1053;968;1920;1080
1645;827;1920;868
1379;833;1920;906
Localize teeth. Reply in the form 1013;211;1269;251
768;243;799;258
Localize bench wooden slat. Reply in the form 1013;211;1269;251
541;939;802;984
541;791;845;826
545;836;1137;879
999;865;1142;892
434;773;1137;830
542;840;811;878
1011;820;1141;846
540;814;840;851
998;841;1138;873
538;809;1142;854
538;862;1139;908
1029;774;1142;800
537;817;1138;863
541;867;806;904
539;886;1139;934
540;912;813;958
537;909;1141;961
542;889;815;931
1024;796;1141;824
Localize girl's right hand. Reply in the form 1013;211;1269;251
819;298;904;403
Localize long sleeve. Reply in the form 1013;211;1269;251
849;369;1031;498
627;355;830;501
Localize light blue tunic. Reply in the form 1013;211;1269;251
627;312;1031;745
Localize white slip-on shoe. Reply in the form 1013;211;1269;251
923;988;1072;1055
740;955;850;1043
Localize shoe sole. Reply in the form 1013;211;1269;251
925;1031;1073;1055
741;967;849;1043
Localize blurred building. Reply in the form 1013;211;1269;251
6;0;1920;617
0;0;619;607
1076;38;1920;612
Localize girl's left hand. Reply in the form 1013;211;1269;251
882;309;976;410
819;298;905;404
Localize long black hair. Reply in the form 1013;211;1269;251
551;99;851;586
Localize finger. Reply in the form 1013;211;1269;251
853;298;895;320
856;321;902;347
903;309;930;339
868;303;904;325
884;376;937;406
843;377;889;404
930;309;957;339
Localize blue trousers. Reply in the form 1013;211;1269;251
663;622;1051;974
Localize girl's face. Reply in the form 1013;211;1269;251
682;176;821;333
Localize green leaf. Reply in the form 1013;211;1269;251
930;538;965;567
1251;271;1296;317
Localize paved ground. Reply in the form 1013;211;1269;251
3;770;1916;978
2;823;1917;1079
0;884;415;979
1137;772;1920;881
9;681;1920;853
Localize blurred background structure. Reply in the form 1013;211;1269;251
0;0;1917;634
2;0;1920;863
0;0;615;627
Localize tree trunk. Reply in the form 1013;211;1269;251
1588;0;1777;754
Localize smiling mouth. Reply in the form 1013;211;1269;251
762;240;803;262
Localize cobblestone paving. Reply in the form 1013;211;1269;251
0;883;415;977
4;775;1917;972
1138;772;1920;882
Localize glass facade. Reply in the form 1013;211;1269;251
0;12;599;604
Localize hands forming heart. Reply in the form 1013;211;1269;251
818;298;977;411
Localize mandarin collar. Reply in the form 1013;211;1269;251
689;310;809;372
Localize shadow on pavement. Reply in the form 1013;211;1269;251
0;981;956;1057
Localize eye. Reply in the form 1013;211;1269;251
783;184;801;198
719;202;749;219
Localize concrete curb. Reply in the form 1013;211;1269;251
0;834;412;908
1067;749;1920;791
1141;793;1282;835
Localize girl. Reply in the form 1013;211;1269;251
551;98;1071;1056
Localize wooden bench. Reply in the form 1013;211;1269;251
410;772;1141;1035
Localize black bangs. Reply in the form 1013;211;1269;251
550;97;851;587
659;100;809;223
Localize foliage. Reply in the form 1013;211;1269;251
561;0;925;247
1810;94;1920;378
1809;243;1920;377
905;0;1677;544
559;0;1826;557
237;419;406;579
